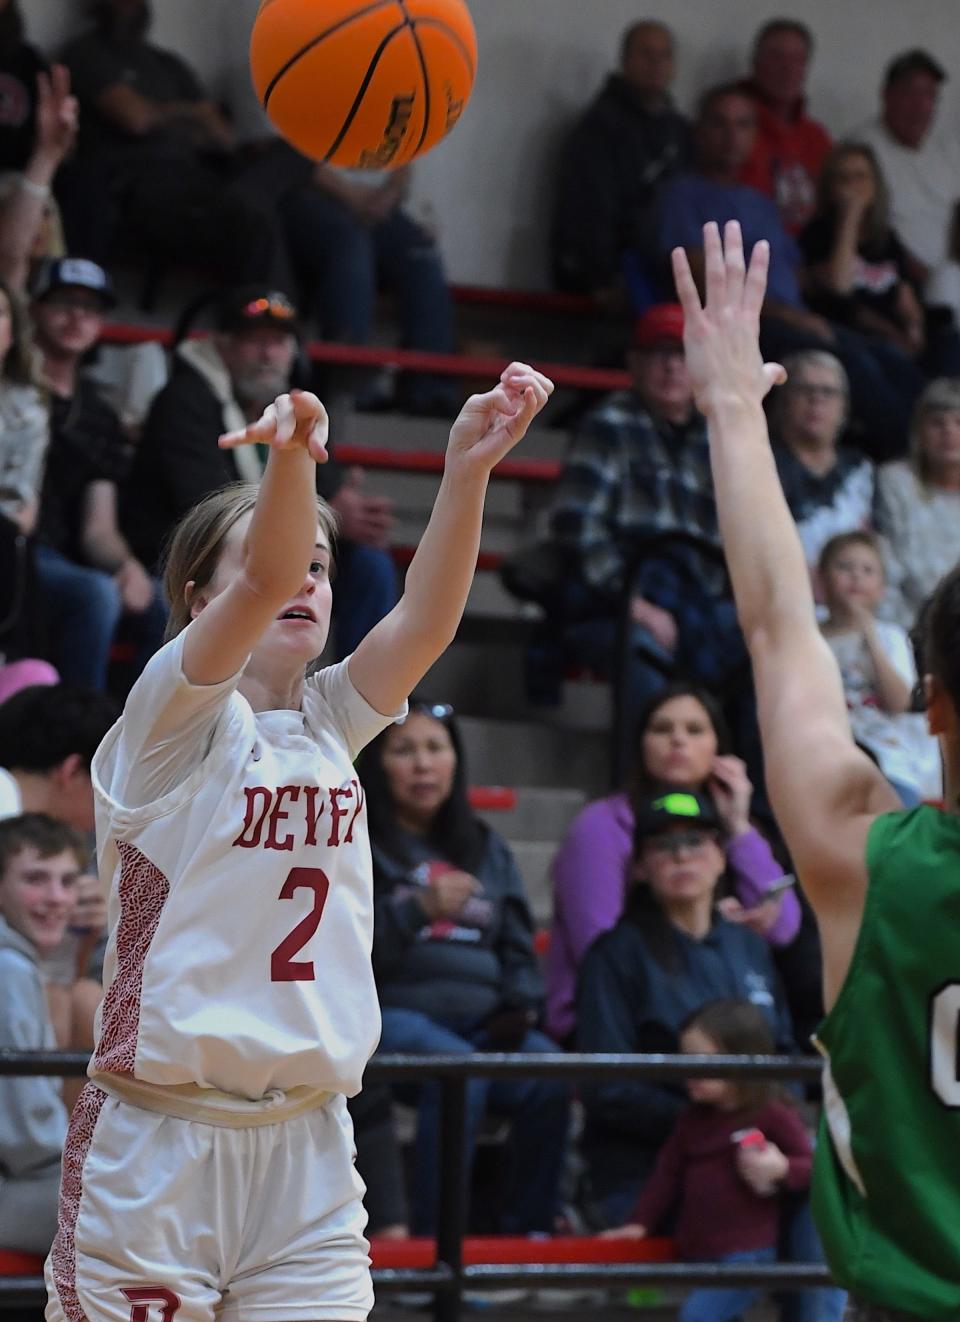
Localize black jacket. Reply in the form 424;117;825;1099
123;340;342;573
552;76;693;293
372;827;543;1026
576;900;794;1193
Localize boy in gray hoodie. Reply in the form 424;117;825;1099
0;813;86;1253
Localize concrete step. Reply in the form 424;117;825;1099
393;511;524;555
476;786;587;842
457;715;610;793
508;839;558;926
336;409;570;461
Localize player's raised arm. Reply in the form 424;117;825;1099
672;223;897;977
349;363;553;713
181;391;329;687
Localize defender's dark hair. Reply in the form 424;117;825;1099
357;702;488;874
0;686;119;772
914;566;960;717
681;998;786;1110
0;812;87;877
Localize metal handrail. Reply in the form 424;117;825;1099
0;1050;833;1322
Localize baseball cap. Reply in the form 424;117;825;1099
217;286;300;335
884;49;946;90
31;257;116;309
633;789;722;844
633;303;685;350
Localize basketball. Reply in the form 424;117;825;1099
249;0;478;168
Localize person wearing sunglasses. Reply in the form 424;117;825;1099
126;283;399;660
576;788;795;1229
356;699;570;1241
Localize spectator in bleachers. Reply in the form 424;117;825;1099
852;50;959;287
819;530;939;803
738;18;832;235
658;84;923;459
0;813;84;1254
876;379;960;629
282;165;457;416
926;202;960;330
770;351;875;573
0;64;75;296
545;303;746;716
0;272;47;534
799;143;960;380
546;683;798;1048
0;1;45;172
58;0;286;285
0;683;119;829
126;286;398;660
576;789;794;1227
358;701;570;1236
551;19;692;299
603;999;814;1322
30;257;166;691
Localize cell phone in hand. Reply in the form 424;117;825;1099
763;874;796;901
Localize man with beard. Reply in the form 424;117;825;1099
0;0;47;173
58;0;285;284
125;287;399;660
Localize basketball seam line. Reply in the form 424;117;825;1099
410;17;476;80
323;20;410;163
396;0;431;158
260;0;398;109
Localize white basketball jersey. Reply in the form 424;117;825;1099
89;632;403;1101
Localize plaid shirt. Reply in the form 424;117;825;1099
549;390;726;606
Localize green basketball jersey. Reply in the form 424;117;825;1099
813;805;960;1318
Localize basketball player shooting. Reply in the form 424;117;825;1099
43;365;552;1322
673;220;960;1320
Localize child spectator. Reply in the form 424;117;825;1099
604;999;813;1322
819;530;939;803
0;813;86;1254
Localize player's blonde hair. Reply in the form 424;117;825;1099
162;482;338;642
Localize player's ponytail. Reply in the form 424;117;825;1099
161;482;338;642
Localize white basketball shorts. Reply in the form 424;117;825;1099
45;1082;373;1322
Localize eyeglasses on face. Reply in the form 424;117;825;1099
645;828;718;857
241;295;296;320
790;382;844;401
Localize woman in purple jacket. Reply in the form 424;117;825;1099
546;682;800;1045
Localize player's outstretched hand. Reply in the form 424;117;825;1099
219;390;329;463
671;220;787;418
446;363;553;475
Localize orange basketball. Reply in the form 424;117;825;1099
249;0;477;168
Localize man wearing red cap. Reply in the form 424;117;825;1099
544;303;746;715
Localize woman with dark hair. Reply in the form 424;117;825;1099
359;700;570;1237
546;681;799;1046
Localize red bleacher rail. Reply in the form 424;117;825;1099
335;444;561;485
99;324;631;394
467;786;517;812
369;1235;675;1270
392;546;502;573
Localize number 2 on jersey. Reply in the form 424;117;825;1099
271;867;330;981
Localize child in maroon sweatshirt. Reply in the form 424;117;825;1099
604;998;812;1322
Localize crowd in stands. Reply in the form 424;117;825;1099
3;2;960;1315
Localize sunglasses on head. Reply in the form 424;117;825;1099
396;701;454;726
241;295;296;321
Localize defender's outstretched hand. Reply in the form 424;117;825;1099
219;390;329;464
671;221;786;417
447;363;553;474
